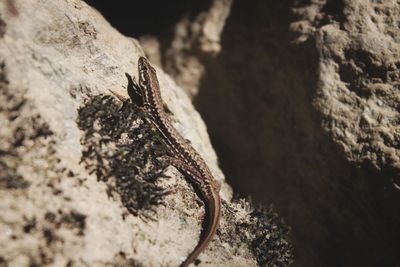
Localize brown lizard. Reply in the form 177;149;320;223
125;57;221;267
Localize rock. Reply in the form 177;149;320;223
0;0;292;266
115;0;399;266
314;1;400;173
171;0;399;266
162;0;234;97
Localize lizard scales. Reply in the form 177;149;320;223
128;57;221;267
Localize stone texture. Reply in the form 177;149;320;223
0;0;292;266
314;1;400;174
162;0;233;97
6;0;399;266
163;0;399;266
132;0;400;266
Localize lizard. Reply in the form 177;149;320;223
124;56;221;267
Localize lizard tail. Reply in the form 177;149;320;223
180;195;221;267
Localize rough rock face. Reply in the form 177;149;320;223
0;0;292;267
294;1;400;266
314;1;400;174
2;0;400;266
100;0;398;266
182;1;399;267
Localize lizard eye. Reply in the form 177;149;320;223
139;79;147;88
139;72;148;86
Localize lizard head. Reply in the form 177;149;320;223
138;56;157;87
137;56;162;108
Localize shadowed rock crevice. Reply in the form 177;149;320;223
83;0;212;37
194;1;323;265
194;0;400;266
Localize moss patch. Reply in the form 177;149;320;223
221;199;294;266
77;95;169;218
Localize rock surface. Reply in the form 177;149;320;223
160;0;400;266
0;0;292;267
3;0;399;266
98;0;399;266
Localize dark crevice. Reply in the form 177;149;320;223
339;48;388;98
194;1;400;267
83;0;212;37
321;0;346;24
0;17;6;38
